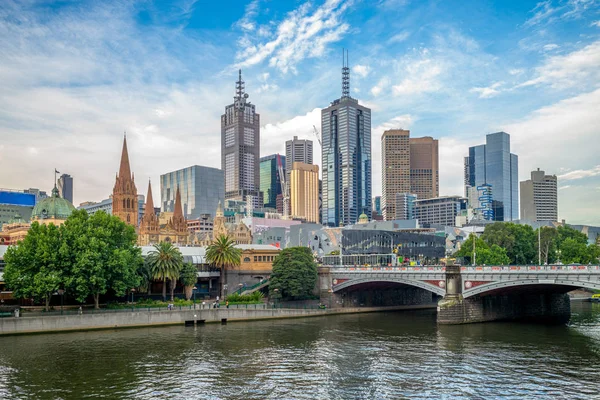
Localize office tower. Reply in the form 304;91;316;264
409;137;439;200
112;135;138;227
373;196;381;214
395;193;417;220
0;190;36;227
520;168;558;222
290;162;320;223
381;129;410;220
285;136;313;177
260;154;285;210
221;70;261;207
57;174;73;203
322;51;372;226
160;165;224;219
414;196;468;227
464;132;519;221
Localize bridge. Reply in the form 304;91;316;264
319;264;600;324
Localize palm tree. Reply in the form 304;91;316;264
146;242;183;301
205;234;241;300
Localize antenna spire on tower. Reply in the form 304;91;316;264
342;48;350;98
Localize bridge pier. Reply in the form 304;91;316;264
437;266;571;324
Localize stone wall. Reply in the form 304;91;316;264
437;293;571;325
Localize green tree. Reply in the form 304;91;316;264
481;222;535;264
62;210;142;309
270;247;317;300
537;227;558;265
146;242;183;301
454;234;510;265
205;235;241;299
4;222;68;311
180;262;198;300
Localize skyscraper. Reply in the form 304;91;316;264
285;136;313;177
160;165;224;219
464;132;519;221
321;51;372;227
259;154;285;210
57;174;73;203
395;193;417;220
520;168;558;222
381;129;410;220
221;70;261;207
290;162;319;223
409;137;439;200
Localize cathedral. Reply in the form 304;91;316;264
112;135;189;246
194;201;252;246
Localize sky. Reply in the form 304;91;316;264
1;0;599;224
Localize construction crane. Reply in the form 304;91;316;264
312;125;322;147
277;154;289;219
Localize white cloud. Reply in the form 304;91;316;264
370;77;390;96
352;64;371;78
518;41;600;89
509;68;525;75
543;43;559;51
392;56;443;96
524;1;558;27
592;20;600;27
470;82;504;98
388;31;410;44
523;0;598;27
558;165;600;181
234;0;351;73
236;0;260;32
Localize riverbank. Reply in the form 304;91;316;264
0;303;437;336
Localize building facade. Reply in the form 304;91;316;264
285;136;313;180
160;165;224;220
520;168;558;222
30;185;76;226
0;190;36;228
259;154;285;210
409;137;439;200
221;70;261;207
57;174;73;204
290;162;319;223
381;129;410;221
464;132;518;221
112;136;139;227
77;198;113;215
414;196;468;227
395;193;417;220
322;56;372;226
139;180;188;246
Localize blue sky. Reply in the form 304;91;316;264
1;0;599;224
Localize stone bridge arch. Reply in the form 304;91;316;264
464;279;600;298
333;277;446;297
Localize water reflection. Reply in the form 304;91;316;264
0;304;599;399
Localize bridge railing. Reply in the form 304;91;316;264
326;265;600;273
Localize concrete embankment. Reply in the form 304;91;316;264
0;304;436;336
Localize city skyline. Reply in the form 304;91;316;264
1;0;599;224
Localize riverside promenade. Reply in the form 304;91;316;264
0;304;436;336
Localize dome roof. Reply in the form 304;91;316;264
32;186;76;221
358;213;369;224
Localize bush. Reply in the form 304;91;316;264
226;291;264;304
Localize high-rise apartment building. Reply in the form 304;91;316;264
464;132;518;221
395;193;417;220
322;52;372;226
57;174;73;203
221;70;261;207
414;196;468;227
410;137;438;200
381;129;410;221
520;168;558;222
160;165;224;219
290;162;320;223
259;154;285;210
373;196;381;214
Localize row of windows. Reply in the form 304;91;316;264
241;255;276;262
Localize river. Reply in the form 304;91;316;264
1;302;599;399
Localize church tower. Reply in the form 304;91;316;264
138;180;160;245
112;135;138;227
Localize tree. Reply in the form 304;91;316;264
205;235;241;299
4;222;68;311
454;234;510;265
270;247;317;300
481;222;535;264
180;262;198;300
146;242;183;301
62;210;142;309
537;227;558;264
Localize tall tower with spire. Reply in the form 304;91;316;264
321;50;372;227
221;70;262;208
138;180;160;245
112;135;139;227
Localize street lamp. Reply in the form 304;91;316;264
130;288;136;304
273;288;279;308
192;286;197;306
57;289;65;315
556;249;562;265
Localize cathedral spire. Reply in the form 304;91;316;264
118;134;132;180
173;186;184;220
144;180;155;218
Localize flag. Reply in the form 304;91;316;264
55;169;60;174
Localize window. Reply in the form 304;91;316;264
225;127;235;147
244;127;254;146
254;256;257;262
225;153;235;191
243;257;250;262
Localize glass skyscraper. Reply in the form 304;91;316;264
464;132;518;221
321;52;372;226
160;165;224;219
259;154;285;209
